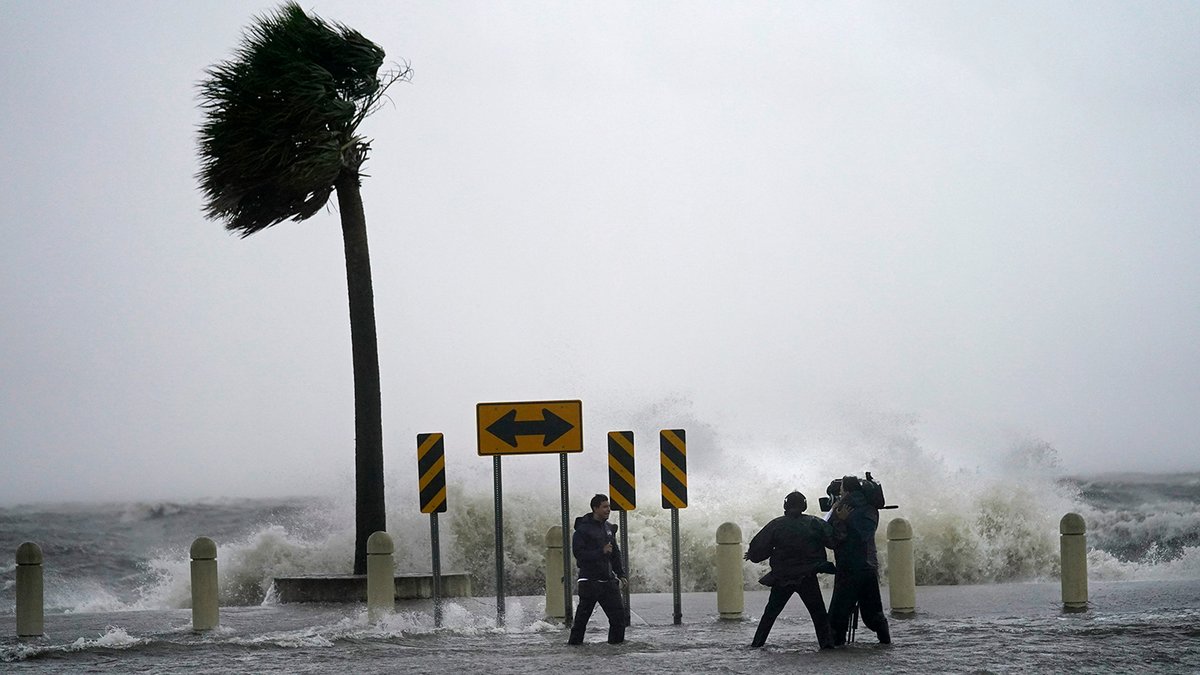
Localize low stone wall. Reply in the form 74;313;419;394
273;573;473;603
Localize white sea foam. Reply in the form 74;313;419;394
68;626;147;651
440;602;487;632
47;577;137;614
62;587;131;614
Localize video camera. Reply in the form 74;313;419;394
818;471;894;511
818;478;842;513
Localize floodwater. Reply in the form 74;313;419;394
5;581;1200;673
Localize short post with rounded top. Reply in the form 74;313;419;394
716;522;743;620
367;531;395;621
545;525;565;621
190;537;219;631
16;542;44;638
1060;513;1088;612
886;518;916;615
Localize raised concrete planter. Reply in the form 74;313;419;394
273;573;472;603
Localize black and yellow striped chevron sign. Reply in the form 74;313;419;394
659;429;687;509
417;433;447;514
608;431;636;511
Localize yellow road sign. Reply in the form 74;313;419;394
608;431;636;511
660;429;688;509
417;433;447;513
476;400;583;456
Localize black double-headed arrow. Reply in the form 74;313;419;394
486;408;574;448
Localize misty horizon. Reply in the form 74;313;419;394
2;1;1198;506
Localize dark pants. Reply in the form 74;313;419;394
828;567;889;644
568;580;625;645
751;576;833;649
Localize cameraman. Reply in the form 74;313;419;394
745;491;836;649
828;475;891;646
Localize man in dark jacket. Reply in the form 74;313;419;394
568;494;627;645
745;491;836;649
828;475;891;645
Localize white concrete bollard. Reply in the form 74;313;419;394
716;522;743;620
190;537;219;632
1060;513;1088;612
886;518;916;614
16;542;44;638
367;531;395;621
545;525;565;620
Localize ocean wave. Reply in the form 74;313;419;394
1088;545;1200;581
0;626;146;663
1077;501;1200;563
119;502;186;523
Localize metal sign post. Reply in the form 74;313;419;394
620;511;630;626
559;452;573;624
477;400;584;628
608;430;636;626
670;508;681;625
493;455;505;626
660;429;688;626
417;433;448;627
430;512;442;626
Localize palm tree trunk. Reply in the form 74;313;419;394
336;171;386;575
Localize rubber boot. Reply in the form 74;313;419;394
876;616;891;645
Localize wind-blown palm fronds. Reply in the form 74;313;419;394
197;1;407;236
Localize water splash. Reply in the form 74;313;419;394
68;626;146;651
139;524;354;609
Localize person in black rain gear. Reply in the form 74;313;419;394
745;490;837;649
568;494;627;645
827;474;891;645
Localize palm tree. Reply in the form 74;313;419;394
197;2;409;574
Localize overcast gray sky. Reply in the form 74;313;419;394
2;1;1198;505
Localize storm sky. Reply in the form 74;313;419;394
2;1;1198;505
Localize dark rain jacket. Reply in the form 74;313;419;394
830;490;880;572
572;514;626;581
746;511;836;586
